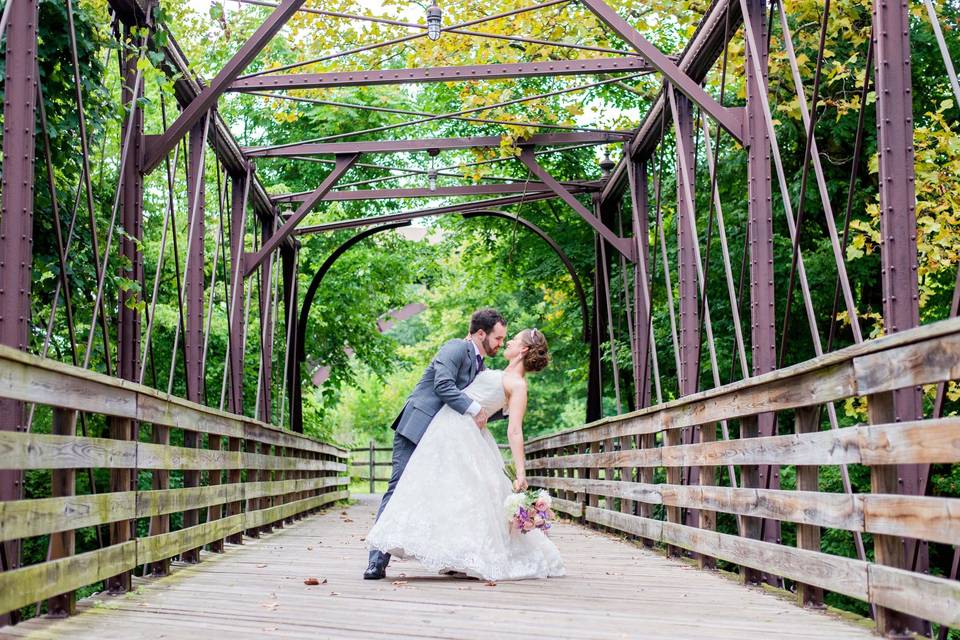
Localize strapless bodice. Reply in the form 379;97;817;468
464;370;506;414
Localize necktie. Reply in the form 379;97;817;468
476;354;485;372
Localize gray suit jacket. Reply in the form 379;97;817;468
391;338;478;445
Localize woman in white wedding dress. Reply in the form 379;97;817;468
366;329;565;581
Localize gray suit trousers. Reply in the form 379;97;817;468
368;430;418;566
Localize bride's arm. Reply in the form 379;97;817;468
503;375;529;491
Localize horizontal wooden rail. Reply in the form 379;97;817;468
524;317;960;632
0;343;350;619
526;318;960;453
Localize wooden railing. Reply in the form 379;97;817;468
525;317;960;634
0;344;349;619
350;441;513;493
351;441;393;492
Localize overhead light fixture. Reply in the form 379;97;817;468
428;149;439;191
599;150;615;176
426;1;442;41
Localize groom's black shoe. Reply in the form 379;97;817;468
363;558;387;580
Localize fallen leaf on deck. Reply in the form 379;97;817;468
484;581;497;587
306;546;313;551
342;518;354;523
392;580;408;586
303;577;323;585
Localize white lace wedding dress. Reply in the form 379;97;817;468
366;369;565;581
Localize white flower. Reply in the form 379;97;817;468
503;491;527;518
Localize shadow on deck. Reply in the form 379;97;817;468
1;494;874;640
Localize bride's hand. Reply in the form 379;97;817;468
513;477;528;492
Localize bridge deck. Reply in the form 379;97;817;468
1;495;874;639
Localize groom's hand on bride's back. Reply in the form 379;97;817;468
473;408;489;430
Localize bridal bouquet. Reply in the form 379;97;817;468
504;489;556;534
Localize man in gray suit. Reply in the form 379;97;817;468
363;308;507;579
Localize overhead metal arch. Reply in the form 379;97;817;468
290;210;589;433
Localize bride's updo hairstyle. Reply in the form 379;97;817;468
522;328;550;372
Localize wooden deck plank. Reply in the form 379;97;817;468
1;494;875;640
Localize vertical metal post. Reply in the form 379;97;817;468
872;0;927;631
628;158;651;410
259;217;275;423
0;2;39;623
281;243;298;429
181;116;206;564
107;22;144;594
674;92;701;535
586;234;605;422
228;170;248;416
743;0;780;577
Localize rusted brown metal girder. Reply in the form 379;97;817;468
229;58;652;91
107;0;285;236
271;181;603;203
0;0;39;622
244;132;632;157
600;0;743;205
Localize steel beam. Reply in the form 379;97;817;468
142;0;307;173
108;0;284;237
295;191;573;235
627;158;652;409
674;93;701;533
580;0;743;142
179;117;207;564
601;0;742;204
228;170;249;415
741;0;779;584
0;1;39;619
519;148;635;261
229;57;651;91
244;132;631;157
258;219;276;424
872;0;926;630
108;22;144;594
272;182;602;203
244;154;358;276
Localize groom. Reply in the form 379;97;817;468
363;308;507;580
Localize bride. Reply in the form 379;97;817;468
366;328;565;581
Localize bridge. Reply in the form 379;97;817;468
0;0;958;637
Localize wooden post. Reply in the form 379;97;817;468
619;435;634;518
739;415;761;583
664;425;682;558
698;422;716;570
795;405;823;607
588;440;600;509
261;443;274;534
369;439;375;494
107;415;134;591
208;433;224;552
868;391;922;636
638;432;655;547
47;408;77;617
225;434;243;544
245;438;260;538
151;420;171;574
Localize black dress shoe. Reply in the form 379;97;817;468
363;559;387;580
